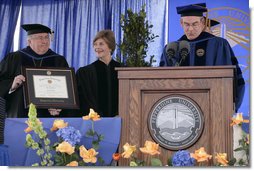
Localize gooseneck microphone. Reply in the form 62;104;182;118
165;41;178;66
178;40;190;66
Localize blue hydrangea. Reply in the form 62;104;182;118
56;126;81;146
172;150;195;166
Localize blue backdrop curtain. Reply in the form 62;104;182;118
110;0;167;66
19;0;111;70
17;0;166;70
0;0;21;60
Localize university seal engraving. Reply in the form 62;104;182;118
148;95;204;150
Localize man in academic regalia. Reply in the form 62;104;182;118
0;24;69;118
159;3;245;112
76;30;120;117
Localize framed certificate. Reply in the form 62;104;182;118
21;67;79;109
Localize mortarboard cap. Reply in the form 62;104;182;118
207;18;220;27
177;3;207;17
21;24;53;35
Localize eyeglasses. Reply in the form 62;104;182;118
31;35;50;41
183;22;201;30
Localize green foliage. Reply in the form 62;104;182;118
130;156;145;166
86;121;104;152
151;158;163;166
98;157;105;165
167;157;173;166
117;5;158;67
233;131;249;165
25;104;54;166
228;158;237;166
25;104;105;166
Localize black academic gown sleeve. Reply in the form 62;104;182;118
76;65;98;116
0;52;21;98
0;52;25;118
228;47;245;112
0;48;70;118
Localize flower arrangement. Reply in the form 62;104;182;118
171;150;195;166
112;112;249;167
24;104;104;166
231;112;249;166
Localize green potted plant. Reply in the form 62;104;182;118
117;5;158;67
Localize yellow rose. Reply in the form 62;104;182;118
121;143;136;158
82;108;101;121
50;119;68;131
215;153;228;166
56;141;75;155
139;140;160;155
190;147;212;162
79;145;98;163
66;161;78;166
230;113;249;126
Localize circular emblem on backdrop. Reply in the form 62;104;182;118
208;7;249;77
148;95;204;150
196;49;205;57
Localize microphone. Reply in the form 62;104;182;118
165;41;178;66
159;61;165;66
178;40;190;65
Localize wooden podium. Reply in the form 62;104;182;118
116;66;235;166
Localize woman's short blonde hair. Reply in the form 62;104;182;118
93;30;116;55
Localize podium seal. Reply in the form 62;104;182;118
148;95;204;150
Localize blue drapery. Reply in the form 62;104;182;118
0;145;10;166
19;0;112;70
0;0;21;60
17;0;166;70
0;0;166;69
110;0;167;66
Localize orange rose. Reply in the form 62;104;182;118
56;141;75;155
112;153;121;161
50;119;68;131
82;108;101;121
230;113;249;126
215;153;228;166
140;140;160;155
121;143;136;158
66;161;78;166
190;147;212;162
79;145;98;163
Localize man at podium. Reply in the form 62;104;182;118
159;3;245;112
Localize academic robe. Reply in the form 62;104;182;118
0;46;69;118
76;59;120;117
160;32;245;112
